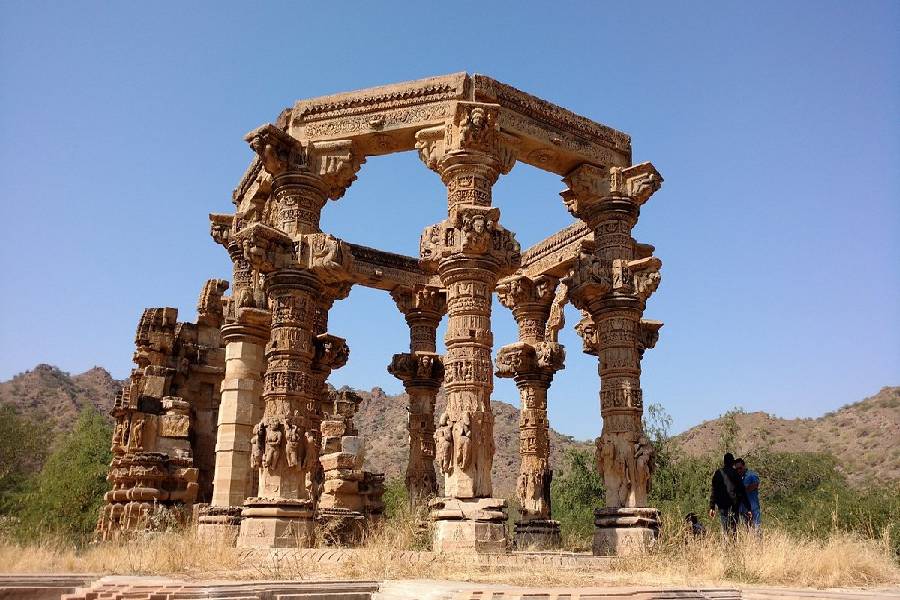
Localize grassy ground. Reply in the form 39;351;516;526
0;511;897;589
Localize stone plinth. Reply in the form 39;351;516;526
513;519;561;550
197;505;243;544
592;507;660;556
430;497;508;553
237;498;315;549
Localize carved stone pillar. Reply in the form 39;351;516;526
417;101;521;552
232;123;361;548
495;275;566;549
562;162;664;555
200;218;271;541
388;285;446;505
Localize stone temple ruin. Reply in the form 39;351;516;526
97;73;664;554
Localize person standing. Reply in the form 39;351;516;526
708;452;750;536
735;458;761;531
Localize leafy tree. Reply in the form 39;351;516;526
0;405;50;513
550;448;604;547
10;409;111;543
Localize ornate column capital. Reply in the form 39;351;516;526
388;351;444;386
495;341;565;380
415;101;519;180
564;248;662;313
312;333;349;372
245;125;363;200
419;205;521;275
561;161;664;225
390;285;447;321
233;223;296;274
245;124;309;179
496;274;558;312
308;139;366;201
638;319;663;358
574;311;599;356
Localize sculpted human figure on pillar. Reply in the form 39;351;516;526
388;285;447;505
495;274;565;531
416;101;520;552
561;162;663;512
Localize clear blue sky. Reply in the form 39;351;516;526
1;1;897;438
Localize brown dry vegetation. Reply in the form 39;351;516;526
1;511;897;589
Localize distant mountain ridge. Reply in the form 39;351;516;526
1;365;895;491
675;386;899;486
0;364;122;432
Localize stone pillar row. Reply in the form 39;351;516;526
200;110;665;557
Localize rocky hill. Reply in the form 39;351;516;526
1;364;895;490
0;364;122;432
675;386;900;486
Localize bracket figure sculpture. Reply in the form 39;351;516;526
109;73;664;555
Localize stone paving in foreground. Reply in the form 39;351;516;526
3;574;899;600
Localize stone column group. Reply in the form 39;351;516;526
200;104;664;557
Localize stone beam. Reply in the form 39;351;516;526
472;75;631;174
345;242;437;291
286;73;631;175
519;222;594;280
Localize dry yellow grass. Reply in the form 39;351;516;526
1;513;897;590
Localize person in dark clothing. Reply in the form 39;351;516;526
685;512;706;537
708;452;751;536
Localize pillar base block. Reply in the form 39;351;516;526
592;507;660;556
197;506;243;545
236;498;315;549
513;519;561;550
316;507;367;547
430;497;508;553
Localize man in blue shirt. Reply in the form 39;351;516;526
734;458;760;530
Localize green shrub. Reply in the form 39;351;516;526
7;409;111;544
